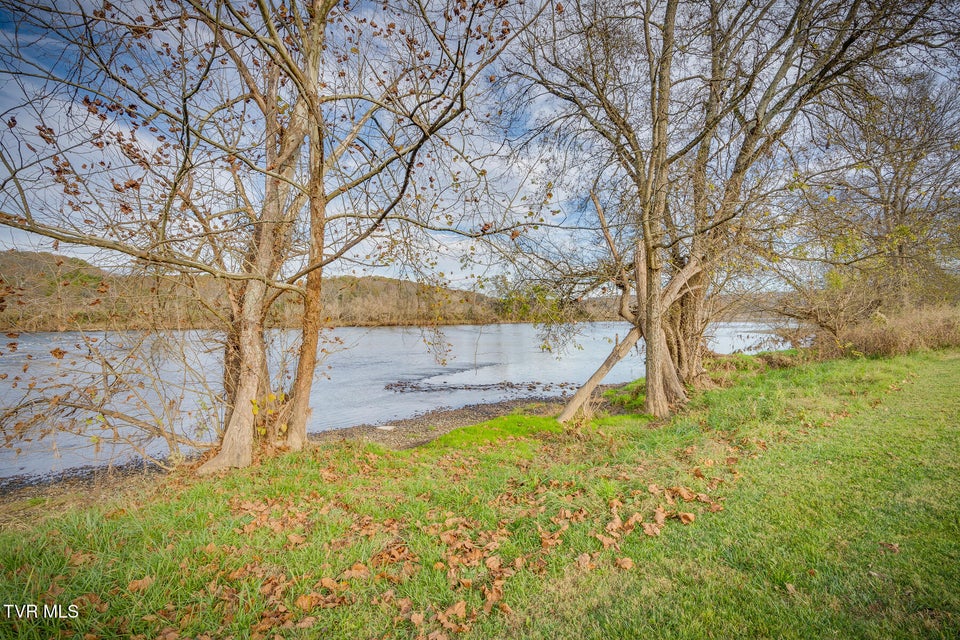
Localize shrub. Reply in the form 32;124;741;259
812;306;960;358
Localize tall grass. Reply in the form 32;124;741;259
812;305;960;358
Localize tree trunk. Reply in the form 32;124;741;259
285;123;326;451
285;252;322;451
197;280;269;474
675;270;710;386
558;326;642;423
643;268;688;417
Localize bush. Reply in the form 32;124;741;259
812;306;960;358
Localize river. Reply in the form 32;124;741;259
0;321;777;482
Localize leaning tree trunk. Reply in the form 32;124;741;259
558;326;642;423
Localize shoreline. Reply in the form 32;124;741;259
0;392;597;524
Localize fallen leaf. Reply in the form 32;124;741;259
615;557;634;570
642;522;661;537
318;577;343;591
672;486;695;502
295;593;318;611
127;576;154;593
624;513;643;533
341;562;370;580
287;533;306;545
594;533;618;549
575;553;595;571
879;542;900;553
410;612;425;626
785;583;797;595
677;512;695;525
296;616;318;629
446;600;467;619
654;506;667;526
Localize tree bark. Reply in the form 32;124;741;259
197;280;268;474
285;196;325;451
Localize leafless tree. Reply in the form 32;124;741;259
508;0;955;418
0;0;543;473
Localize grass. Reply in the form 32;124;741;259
1;350;958;639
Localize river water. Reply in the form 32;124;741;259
0;321;776;482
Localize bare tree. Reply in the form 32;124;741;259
508;0;954;418
0;0;542;474
772;72;960;338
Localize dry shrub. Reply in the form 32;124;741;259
817;306;960;358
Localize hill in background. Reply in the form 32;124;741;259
0;251;616;331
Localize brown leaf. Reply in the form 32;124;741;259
624;512;643;533
879;542;900;553
785;583;797;595
449;599;467;618
318;577;344;591
672;486;696;502
285;533;307;549
498;601;514;615
341;562;370;580
615;557;634;570
296;616;318;629
295;593;318;611
594;533;618;549
410;611;425;626
677;512;696;525
654;506;667;526
127;576;154;593
484;556;502;571
575;553;595;571
642;522;661;537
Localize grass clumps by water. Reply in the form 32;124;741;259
1;351;958;639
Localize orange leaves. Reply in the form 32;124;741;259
654;506;667;526
293;590;349;611
538;523;566;549
615;557;635;570
594;532;618;550
127;575;154;593
435;599;473;634
340;562;371;580
575;552;597;571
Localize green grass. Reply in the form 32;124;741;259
1;351;958;639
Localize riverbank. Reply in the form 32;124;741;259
0;394;579;524
1;350;957;639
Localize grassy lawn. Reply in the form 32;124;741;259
1;350;958;639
